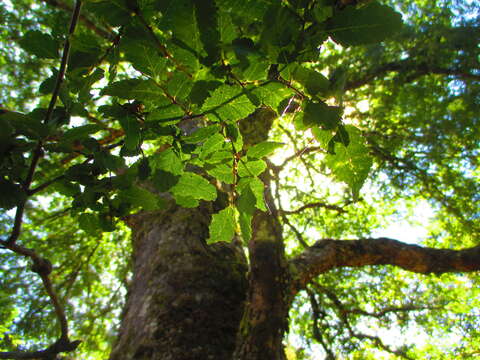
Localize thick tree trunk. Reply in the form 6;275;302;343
109;204;248;360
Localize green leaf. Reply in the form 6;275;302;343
122;40;168;79
152;170;180;192
325;125;373;199
0;178;27;210
101;79;163;102
199;133;226;159
166;72;194;101
237;190;254;242
2;111;49;140
138;158;151;180
63;124;103;141
53;180;81;197
94;151;126;172
86;0;132;27
201;85;256;122
259;5;302;60
146;97;184;124
174;195;199;208
303;101;342;130
150;148;184;175
247;141;284;159
118;186;165;211
19;30;59;59
327;2;403;46
208;207;235;243
170;172;217;201
251;82;294;110
118;116;141;151
237;159;267;177
225;123;244;152
183;125;221;144
237;177;266;211
159;0;202;72
207;163;234;184
78;213;100;235
281;64;330;96
194;0;221;65
203;150;233;164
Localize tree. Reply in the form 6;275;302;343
0;0;479;358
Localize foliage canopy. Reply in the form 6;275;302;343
0;0;479;358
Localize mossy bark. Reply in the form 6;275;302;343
110;108;292;360
109;204;248;360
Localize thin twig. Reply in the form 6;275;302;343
0;2;84;359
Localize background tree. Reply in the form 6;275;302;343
0;0;479;359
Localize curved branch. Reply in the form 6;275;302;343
281;201;347;215
291;237;480;293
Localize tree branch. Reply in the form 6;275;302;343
346;59;480;91
291;237;480;293
281;201;347;215
42;0;112;38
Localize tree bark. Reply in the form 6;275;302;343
110;108;292;360
109;204;248;360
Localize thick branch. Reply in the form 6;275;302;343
291;237;480;293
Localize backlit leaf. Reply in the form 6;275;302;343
208;207;235;243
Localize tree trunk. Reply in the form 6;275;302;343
109;204;248;360
109;108;291;359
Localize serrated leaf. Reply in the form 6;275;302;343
199;133;226;159
325;125;373;199
146;97;184;124
174;195;199;208
201;85;256;122
118;116;141;151
101;79;163;102
207;163;234;184
78;213;100;235
225;123;243;152
237;200;254;242
183;125;221;144
19;30;59;59
237;159;266;177
63;124;103;141
247;141;284;159
208;207;235;243
94;151;126;172
259;5;302;60
195;0;221;65
237;177;266;211
118;186;164;211
138;158;151;180
2;111;49;140
166;72;194;101
204;150;233;164
122;40;168;79
303;101;342;130
86;0;132;27
53;180;81;197
170;172;217;201
152;170;180;192
281;64;330;96
150;148;184;175
0;178;27;210
327;2;403;46
251;82;294;110
159;0;202;72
